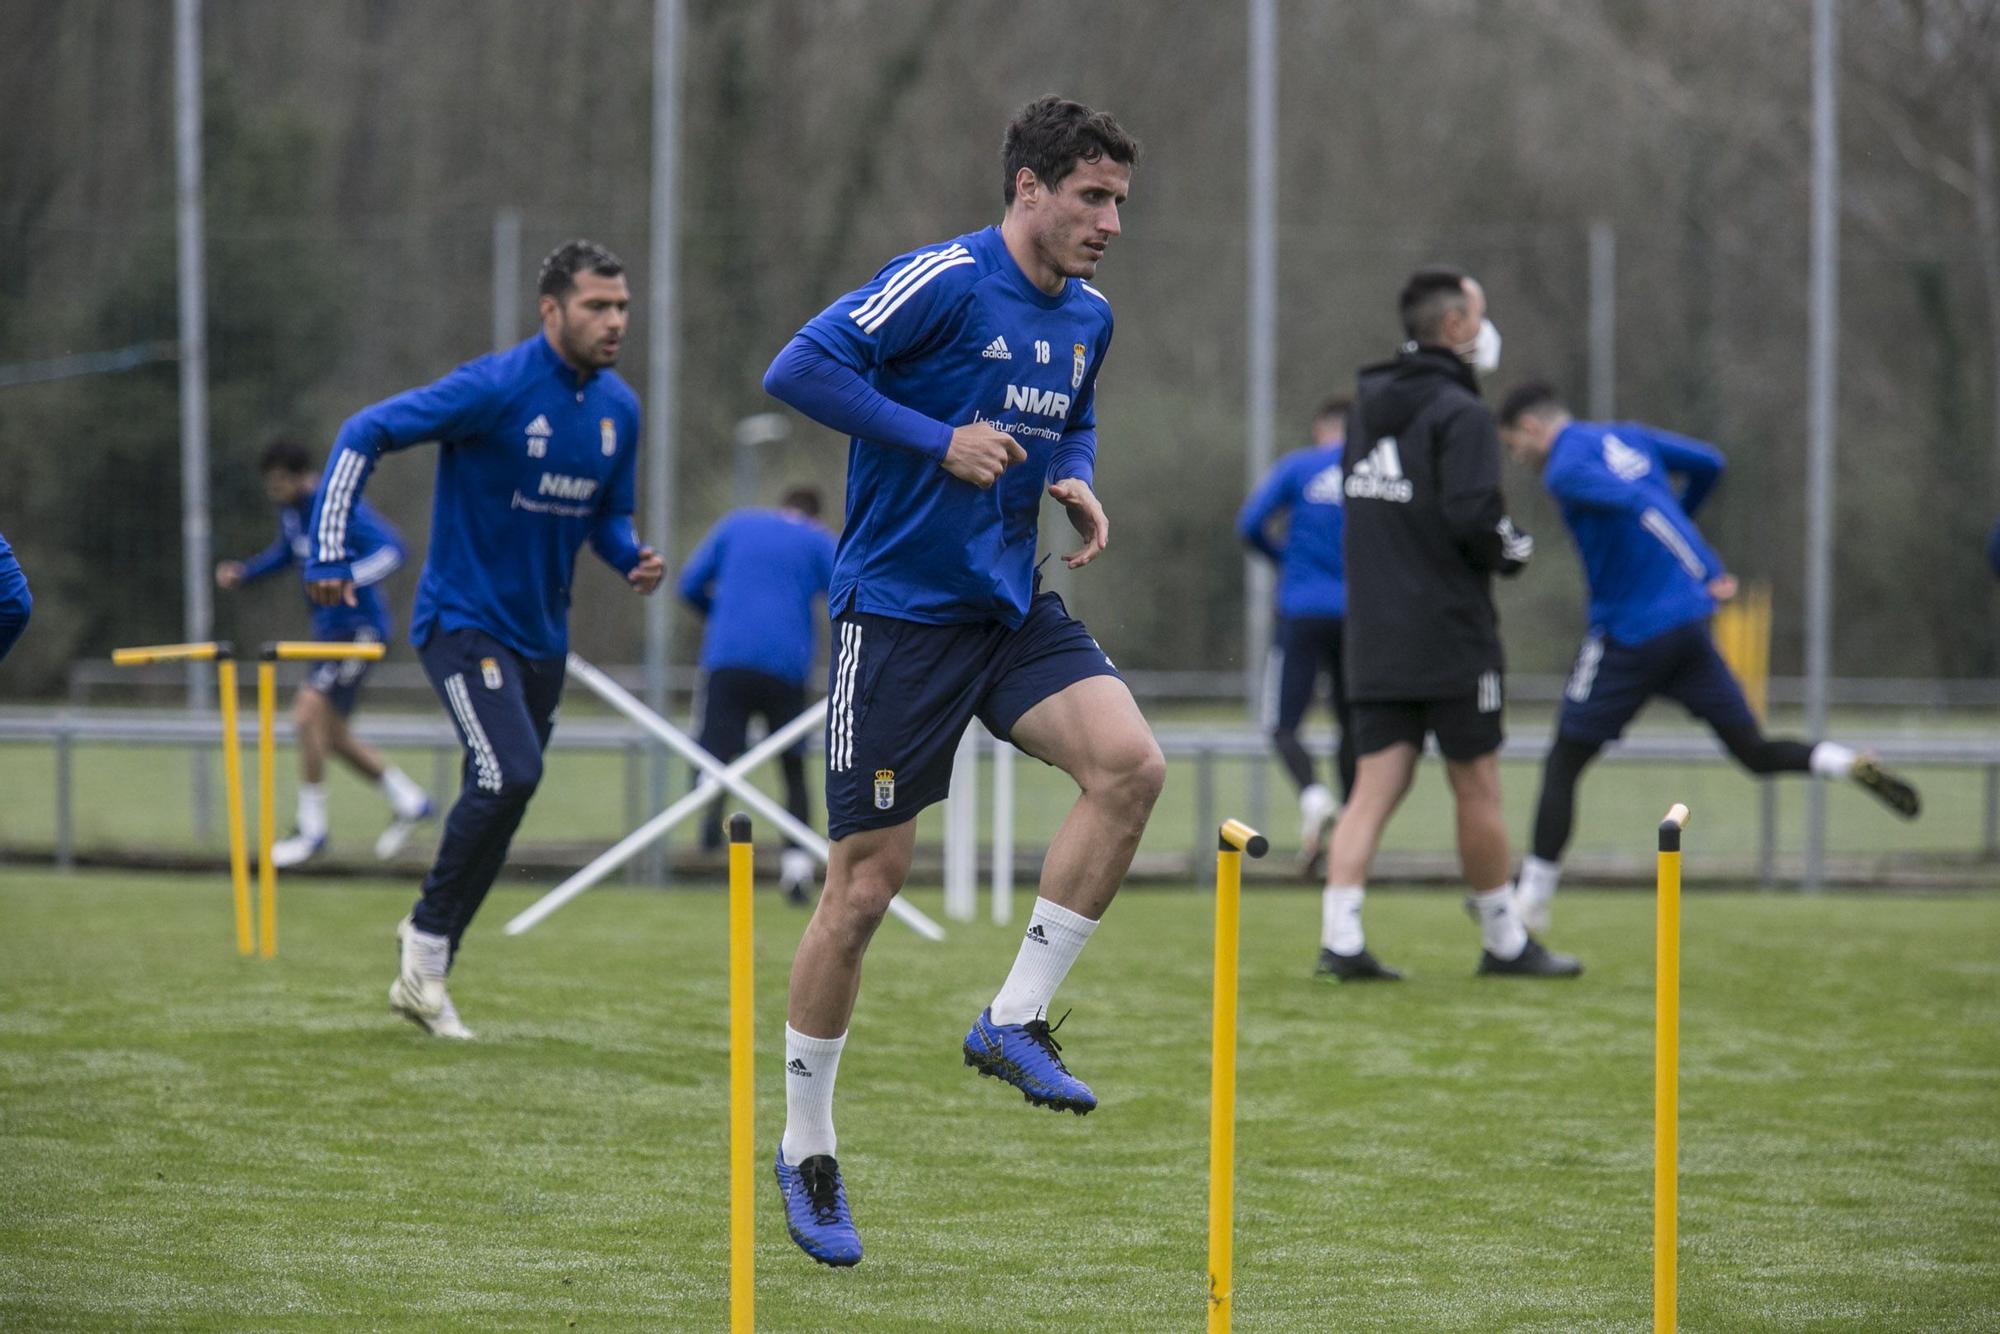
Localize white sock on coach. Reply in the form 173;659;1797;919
379;766;428;818
990;898;1098;1026
780;1025;846;1164
297;782;329;840
1321;885;1365;955
1810;741;1857;779
1470;883;1528;960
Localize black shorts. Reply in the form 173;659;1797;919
1350;672;1504;761
302;627;381;717
823;591;1120;840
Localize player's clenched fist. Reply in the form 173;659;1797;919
942;422;1027;489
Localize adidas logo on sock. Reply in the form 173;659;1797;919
786;1057;812;1078
981;335;1013;360
1025;924;1048;945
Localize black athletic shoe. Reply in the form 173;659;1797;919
1477;937;1583;978
1315;947;1403;982
1852;756;1920;819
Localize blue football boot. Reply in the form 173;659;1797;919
774;1148;862;1267
962;1007;1097;1114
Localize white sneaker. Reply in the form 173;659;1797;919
1298;784;1339;873
373;798;437;860
389;917;464;1037
1516;886;1554;936
270;832;327;869
779;849;817;905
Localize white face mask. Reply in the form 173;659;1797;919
1456;318;1502;375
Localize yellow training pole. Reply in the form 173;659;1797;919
256;658;279;960
266;640;386;663
727;812;755;1334
111;641;224;665
1655;802;1689;1333
215;658;254;956
1209;818;1268;1333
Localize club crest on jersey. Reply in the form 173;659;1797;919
600;417;617;456
524;414;552;459
873;769;896;810
1072;342;1087;390
480;657;502;690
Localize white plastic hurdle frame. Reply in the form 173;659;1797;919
941;725;1017;925
506;655;946;942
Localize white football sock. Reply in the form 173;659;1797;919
297;783;329;840
1299;783;1337;840
1321;885;1365;955
780;1025;846;1164
1469;883;1528;960
1515;856;1562;933
990;898;1098;1025
379;766;429;818
1810;742;1857;779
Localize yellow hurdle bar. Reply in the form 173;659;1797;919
1655;802;1690;1334
256;660;280;959
726;813;755;1334
1208;818;1267;1332
263;640;387;662
111;640;227;665
216;659;254;955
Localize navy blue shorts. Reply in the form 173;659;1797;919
1558;619;1756;745
823;591;1121;840
301;626;381;717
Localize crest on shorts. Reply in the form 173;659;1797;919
1072;342;1087;390
480;657;502;690
873;769;896;810
600;417;617;456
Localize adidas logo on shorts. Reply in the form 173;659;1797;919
981;335;1013;360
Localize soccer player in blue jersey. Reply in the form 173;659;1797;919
1239;396;1357;871
678;484;837;900
217;439;433;866
306;240;665;1039
758;96;1159;1266
1498;382;1919;929
0;530;29;664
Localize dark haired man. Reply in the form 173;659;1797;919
1238;396;1357;872
307;239;666;1040
678;485;837;901
1498;382;1918;928
758;95;1158;1265
1318;266;1575;982
217;439;431;865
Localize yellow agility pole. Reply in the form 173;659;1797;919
1656;802;1690;1333
111;640;227;665
215;657;254;956
265;640;386;663
727;812;755;1334
256;655;280;959
1209;817;1268;1332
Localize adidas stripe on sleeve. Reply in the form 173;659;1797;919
800;243;978;370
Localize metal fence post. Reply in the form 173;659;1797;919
1758;783;1778;887
1985;763;1999;860
1194;746;1216;882
54;722;74;870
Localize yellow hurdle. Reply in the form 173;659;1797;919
111;640;227;665
727;812;755;1334
1656;802;1690;1333
1209;817;1268;1333
257;656;280;959
1712;584;1771;722
266;640;386;663
215;657;254;955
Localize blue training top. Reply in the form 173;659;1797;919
763;224;1112;628
306;333;644;660
238;490;404;640
1543;420;1727;645
677;507;836;686
1237;442;1346;619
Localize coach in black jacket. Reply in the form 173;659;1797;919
1315;266;1580;983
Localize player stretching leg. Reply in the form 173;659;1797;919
306;240;664;1039
760;97;1158;1266
1498;383;1919;930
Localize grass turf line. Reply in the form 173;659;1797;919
1;870;1994;1331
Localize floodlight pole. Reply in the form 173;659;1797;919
1803;0;1839;890
174;0;214;842
1588;220;1616;420
1244;0;1277;716
491;206;522;352
645;0;684;881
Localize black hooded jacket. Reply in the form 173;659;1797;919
1341;344;1533;702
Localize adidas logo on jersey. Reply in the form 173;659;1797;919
524;414;552;459
1303;464;1345;505
982;335;1013;360
1345;438;1414;503
1602;434;1651;481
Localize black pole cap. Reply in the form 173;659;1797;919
728;812;752;844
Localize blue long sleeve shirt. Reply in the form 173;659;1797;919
762;225;1111;628
237;491;404;640
306;333;644;659
1237;442;1346;619
1543;420;1728;645
677;508;836;685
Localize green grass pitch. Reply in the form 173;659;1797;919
2;870;1995;1330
